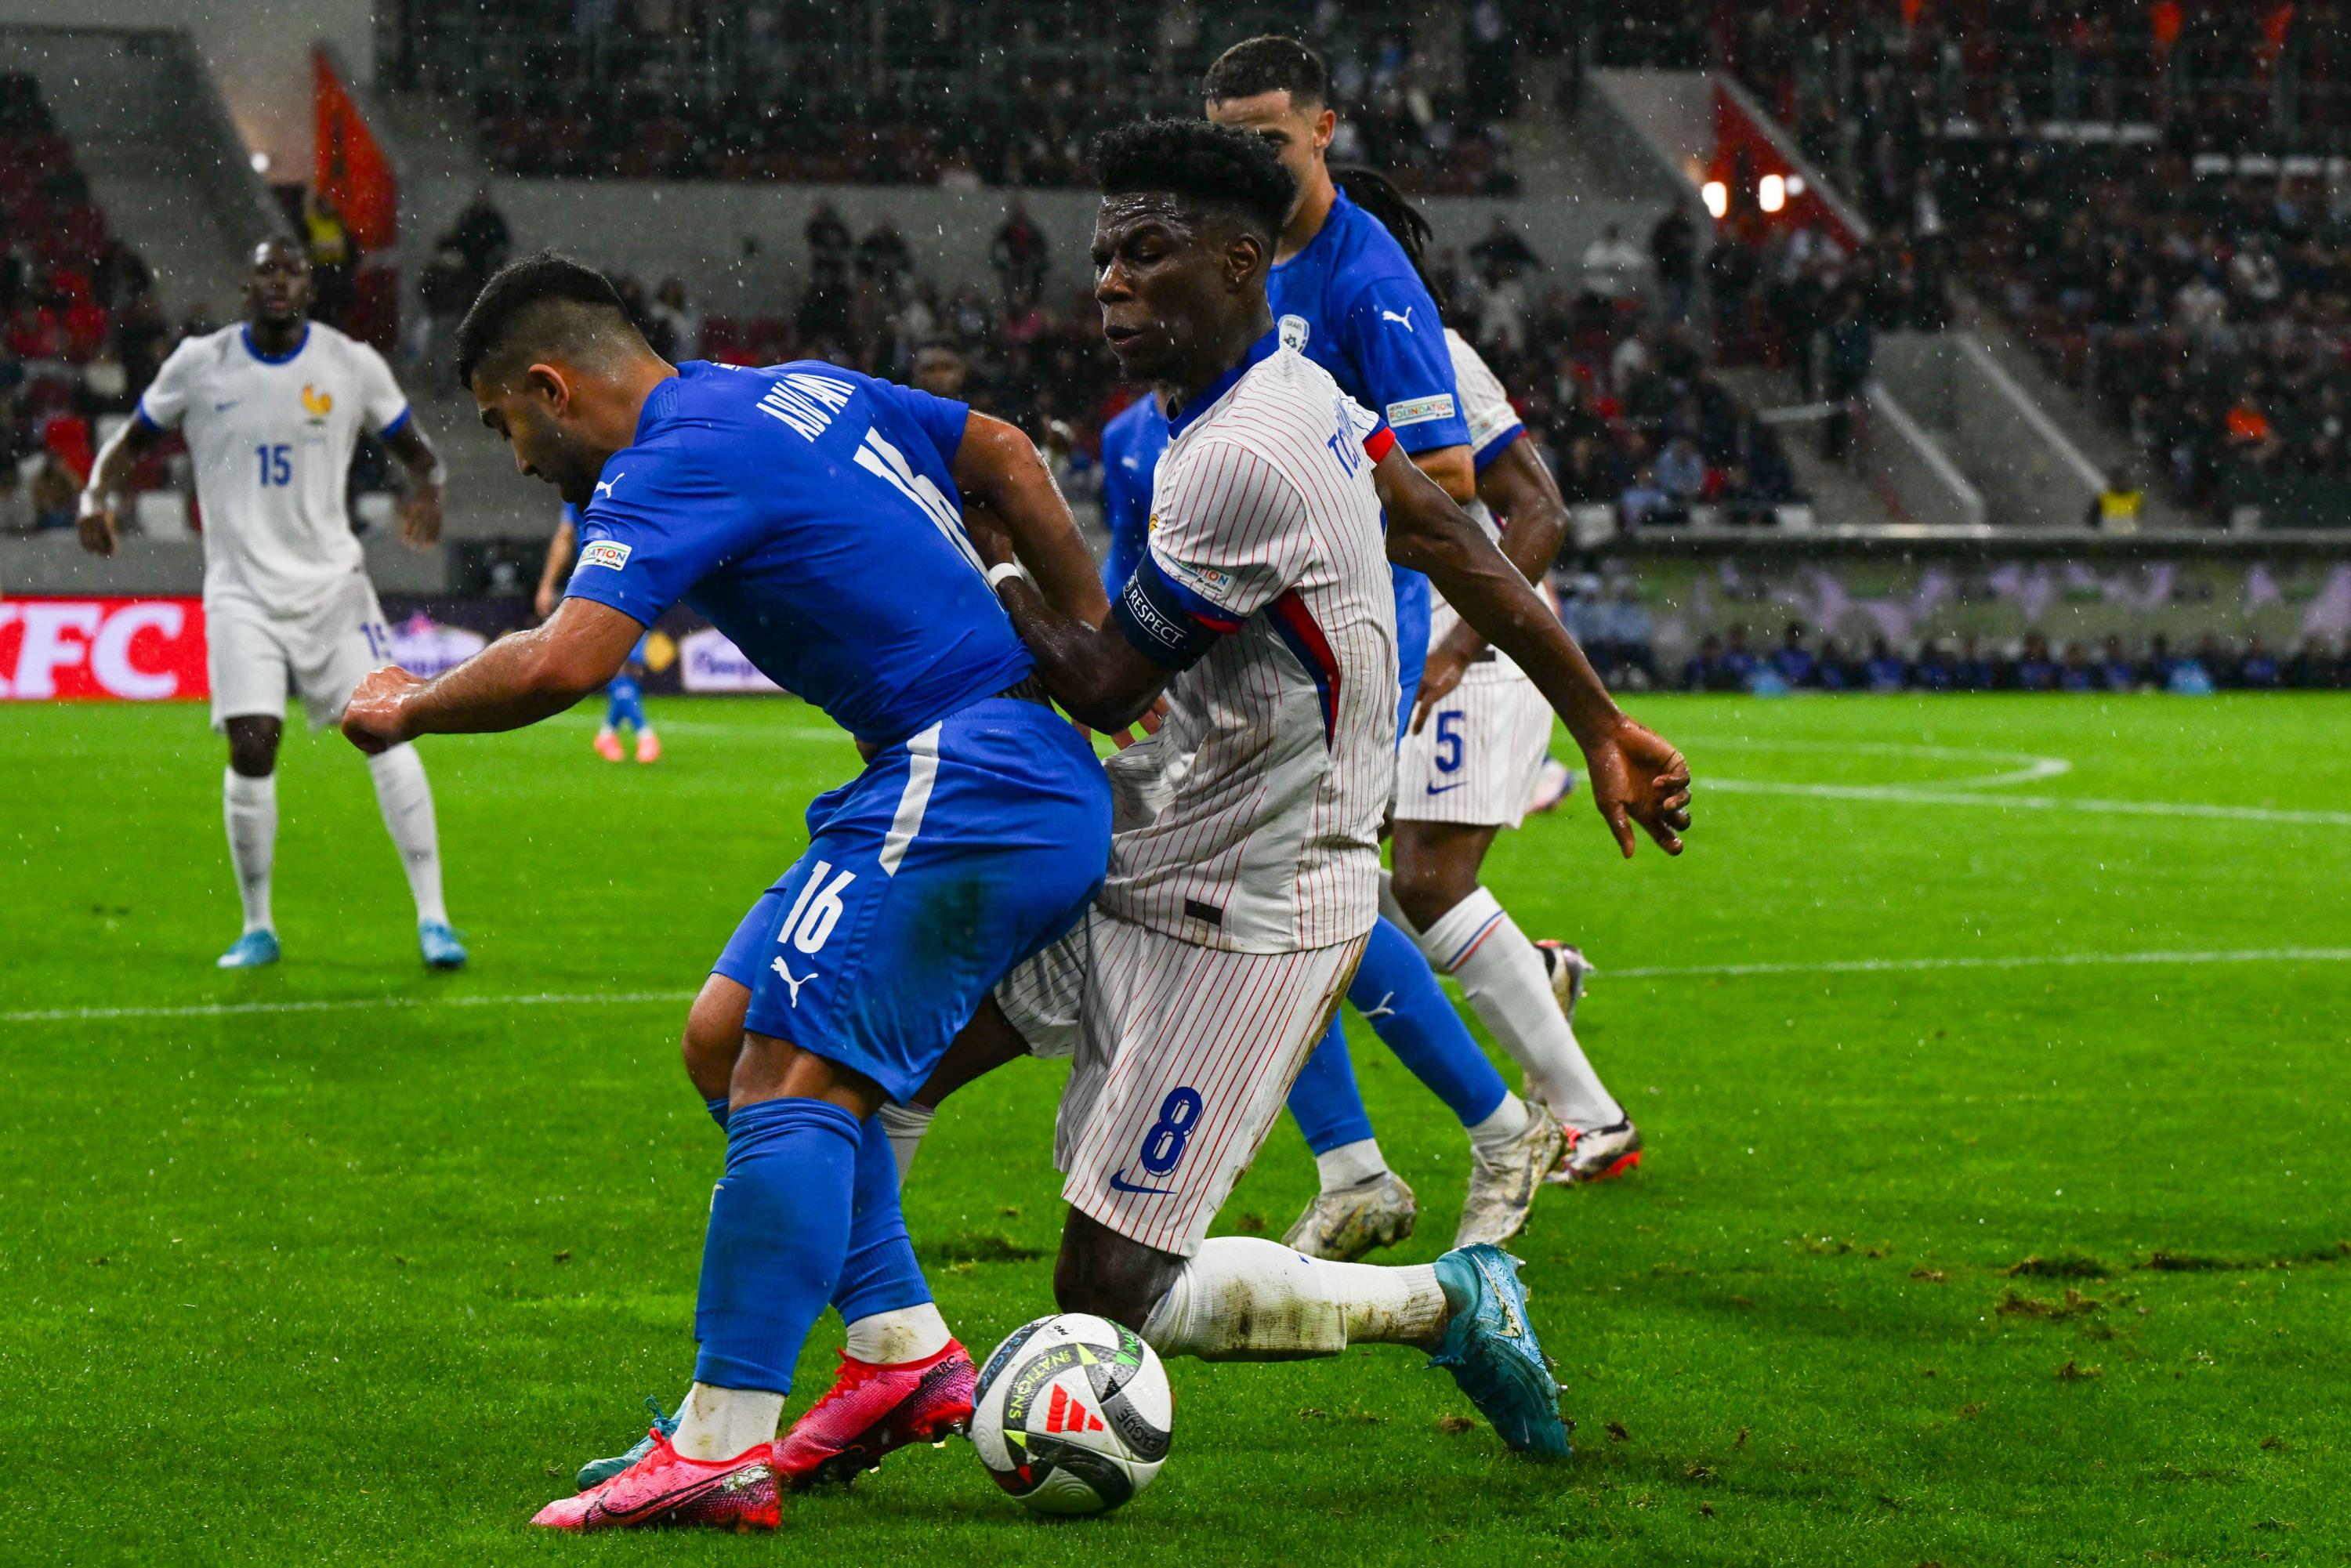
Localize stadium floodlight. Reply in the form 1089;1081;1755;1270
1701;179;1729;219
1759;173;1787;212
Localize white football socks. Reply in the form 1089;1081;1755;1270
367;743;449;927
842;1301;951;1365
1314;1137;1389;1193
1464;1092;1534;1156
876;1101;936;1182
1139;1237;1450;1359
1407;887;1625;1132
669;1382;784;1461
222;769;276;934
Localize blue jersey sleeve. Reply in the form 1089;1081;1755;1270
1339;277;1472;455
563;450;743;628
864;378;972;469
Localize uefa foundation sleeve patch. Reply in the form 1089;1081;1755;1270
579;540;633;571
1385;393;1457;428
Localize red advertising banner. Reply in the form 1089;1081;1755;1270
0;597;208;701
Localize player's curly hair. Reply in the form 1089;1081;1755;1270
1331;166;1450;314
453;250;638;389
1089;119;1297;250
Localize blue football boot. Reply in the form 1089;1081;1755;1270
1428;1243;1571;1456
418;921;468;971
576;1396;682;1493
216;929;281;969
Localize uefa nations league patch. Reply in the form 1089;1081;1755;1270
579;540;633;571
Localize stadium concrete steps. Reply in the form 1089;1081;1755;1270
84;150;256;323
1712;365;1903;527
411;385;562;543
1950;297;2197;531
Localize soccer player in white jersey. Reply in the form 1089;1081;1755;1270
77;238;464;970
944;121;1690;1455
1340;167;1643;1186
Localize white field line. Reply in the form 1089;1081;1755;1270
13;948;2351;1024
1606;947;2351;981
2;989;697;1025
1683;737;2074;789
1702;778;2351;826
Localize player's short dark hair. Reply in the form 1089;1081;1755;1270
1203;34;1328;108
1090;119;1296;250
454;250;639;390
1331;166;1447;311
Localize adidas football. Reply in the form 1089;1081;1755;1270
969;1312;1172;1515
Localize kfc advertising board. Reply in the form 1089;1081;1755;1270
0;598;208;701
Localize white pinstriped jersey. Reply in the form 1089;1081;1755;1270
1426;328;1530;662
1098;341;1399;953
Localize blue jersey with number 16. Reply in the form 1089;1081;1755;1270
563;360;1034;747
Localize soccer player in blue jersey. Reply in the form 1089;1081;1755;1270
1205;36;1581;1254
339;253;1114;1533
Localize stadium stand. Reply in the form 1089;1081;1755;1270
1718;0;2351;524
0;69;183;535
387;0;1520;194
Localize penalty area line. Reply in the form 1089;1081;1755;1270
2;989;700;1025
1607;947;2351;982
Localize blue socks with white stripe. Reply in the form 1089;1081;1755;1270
1285;916;1524;1190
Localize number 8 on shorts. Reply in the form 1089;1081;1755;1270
1138;1088;1202;1177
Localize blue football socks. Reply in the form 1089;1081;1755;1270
1285;917;1511;1156
832;1113;934;1324
692;1095;859;1394
606;674;647;733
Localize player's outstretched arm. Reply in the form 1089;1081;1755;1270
952;413;1110;627
1375;446;1690;857
74;416;165;557
341;596;643;755
1411;436;1572;733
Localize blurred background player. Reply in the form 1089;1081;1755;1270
538;503;660;762
75;237;464;972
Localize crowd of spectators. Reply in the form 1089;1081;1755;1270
1678;621;2351;693
1719;0;2351;520
0;73;187;534
1415;216;1809;530
407;0;1517;194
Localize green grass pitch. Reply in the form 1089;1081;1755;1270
5;693;2349;1565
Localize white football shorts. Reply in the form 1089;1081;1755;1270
998;910;1364;1257
207;573;390;733
1393;659;1555;828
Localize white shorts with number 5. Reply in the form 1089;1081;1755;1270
1392;663;1554;829
206;573;390;733
999;911;1365;1257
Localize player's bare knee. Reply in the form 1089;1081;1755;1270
1388;857;1472;931
224;717;281;779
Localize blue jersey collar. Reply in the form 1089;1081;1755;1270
1270;186;1353;278
1166;329;1281;439
241;323;310;365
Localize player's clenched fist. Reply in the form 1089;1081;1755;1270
1581;714;1693;859
342;666;426;755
